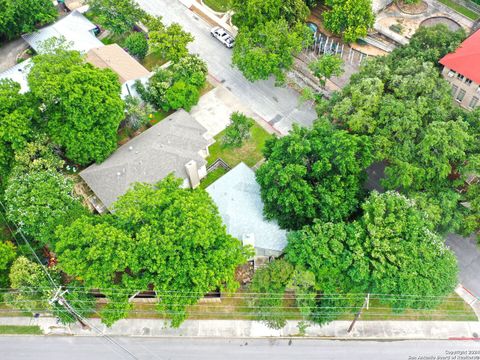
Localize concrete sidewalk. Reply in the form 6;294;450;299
2;316;479;340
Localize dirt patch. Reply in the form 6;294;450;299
397;0;428;15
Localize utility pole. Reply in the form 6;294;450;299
347;293;370;334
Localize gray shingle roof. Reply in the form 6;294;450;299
22;10;103;54
206;162;288;253
80;110;209;209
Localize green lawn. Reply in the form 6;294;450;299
342;293;477;321
207;123;273;168
0;325;43;335
203;0;233;12
437;0;479;20
200;167;228;189
101;31;131;46
142;50;168;71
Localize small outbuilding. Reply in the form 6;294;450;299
86;44;151;98
206;162;287;257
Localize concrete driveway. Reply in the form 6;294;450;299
134;0;317;135
0;38;29;73
446;233;480;298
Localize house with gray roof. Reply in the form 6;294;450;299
206;162;287;257
80;110;212;211
22;10;103;54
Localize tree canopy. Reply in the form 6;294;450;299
148;22;194;62
232;0;309;29
55;176;251;327
309;54;344;86
323;0;375;43
28;48;124;165
285;191;458;325
0;79;36;184
4;167;86;247
136;54;207;111
318;26;480;234
231;0;312;83
0;0;57;41
256;121;373;230
88;0;146;34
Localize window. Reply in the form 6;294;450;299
456;89;466;102
452;85;458;96
457;73;465;81
465;78;472;86
477;85;480;94
448;70;455;77
469;96;479;108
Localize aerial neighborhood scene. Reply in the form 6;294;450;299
0;0;479;358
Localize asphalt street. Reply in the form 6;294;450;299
4;337;480;360
447;234;480;298
134;0;317;134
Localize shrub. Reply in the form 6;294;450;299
124;32;149;59
222;112;254;148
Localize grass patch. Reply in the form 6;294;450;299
437;0;479;20
199;167;228;189
149;110;171;126
101;31;131;46
207;123;273;168
340;293;477;321
142;50;167;71
0;325;42;335
203;0;233;12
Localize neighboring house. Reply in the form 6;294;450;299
86;44;151;98
22;10;103;54
206;162;287;258
80;110;212;211
439;29;480;110
0;59;32;93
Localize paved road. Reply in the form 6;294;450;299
4;337;480;360
135;0;317;134
447;234;480;298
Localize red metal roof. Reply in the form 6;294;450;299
439;29;480;84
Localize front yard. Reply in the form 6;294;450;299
206;123;273;168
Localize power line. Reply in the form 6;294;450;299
0;287;470;301
0;202;139;360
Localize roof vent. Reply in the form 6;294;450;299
128;146;133;151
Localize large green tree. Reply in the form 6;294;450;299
256;121;373;230
0;80;35;183
136;54;207;111
0;241;16;290
232;20;312;84
285;191;458;325
4;168;86;247
55;176;251;327
28;48;124;165
323;0;375;43
0;0;57;41
88;0;146;34
232;0;309;28
391;24;466;65
148;23;194;62
322;36;479;234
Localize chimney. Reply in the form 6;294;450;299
185;160;200;189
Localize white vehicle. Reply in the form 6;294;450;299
210;26;235;48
